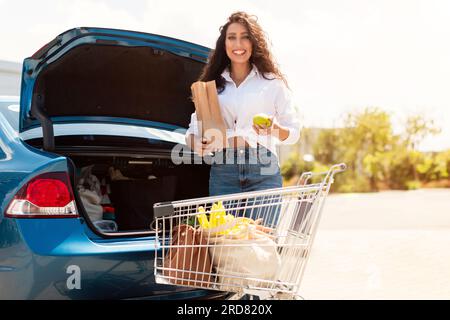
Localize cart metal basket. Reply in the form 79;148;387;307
153;163;346;299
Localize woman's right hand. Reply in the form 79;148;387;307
186;134;214;156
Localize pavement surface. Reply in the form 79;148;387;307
298;188;450;300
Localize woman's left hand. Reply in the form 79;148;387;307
252;116;291;141
252;116;275;136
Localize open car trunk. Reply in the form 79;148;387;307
25;134;209;235
74;154;209;231
66;146;209;234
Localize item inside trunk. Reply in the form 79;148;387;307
69;154;210;233
110;177;176;231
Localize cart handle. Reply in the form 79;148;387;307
297;163;346;186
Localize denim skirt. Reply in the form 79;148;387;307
207;146;282;226
208;146;282;196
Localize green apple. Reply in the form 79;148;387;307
253;113;272;127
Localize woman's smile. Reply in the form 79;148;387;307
232;49;247;56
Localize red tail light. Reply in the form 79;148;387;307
5;172;79;218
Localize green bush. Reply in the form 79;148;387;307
417;151;450;181
281;108;447;192
405;180;422;190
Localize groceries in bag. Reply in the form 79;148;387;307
191;81;228;150
206;224;281;291
163;224;213;287
196;202;282;291
196;201;275;237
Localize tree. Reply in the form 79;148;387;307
403;115;441;151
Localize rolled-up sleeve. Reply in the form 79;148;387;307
185;112;200;137
274;80;301;145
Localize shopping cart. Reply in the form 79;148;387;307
153;163;346;300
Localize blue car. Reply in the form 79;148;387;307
0;27;230;300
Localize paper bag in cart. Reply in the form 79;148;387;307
191;81;228;149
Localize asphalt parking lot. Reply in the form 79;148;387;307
299;189;450;300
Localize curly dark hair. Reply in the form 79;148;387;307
198;11;288;93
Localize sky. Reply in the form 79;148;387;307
0;0;449;151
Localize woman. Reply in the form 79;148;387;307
186;11;300;199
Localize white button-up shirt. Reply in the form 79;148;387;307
186;64;301;158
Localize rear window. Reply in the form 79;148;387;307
0;101;19;132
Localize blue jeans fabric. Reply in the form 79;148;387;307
208;147;282;227
208;147;282;196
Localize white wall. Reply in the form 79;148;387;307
0;60;21;96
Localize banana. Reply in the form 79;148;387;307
196;202;260;237
196;206;209;229
209;203;219;228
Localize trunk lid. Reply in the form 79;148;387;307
20;27;210;150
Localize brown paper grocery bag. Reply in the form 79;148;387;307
163;224;213;287
191;81;228;150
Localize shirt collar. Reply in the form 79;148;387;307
221;64;259;83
